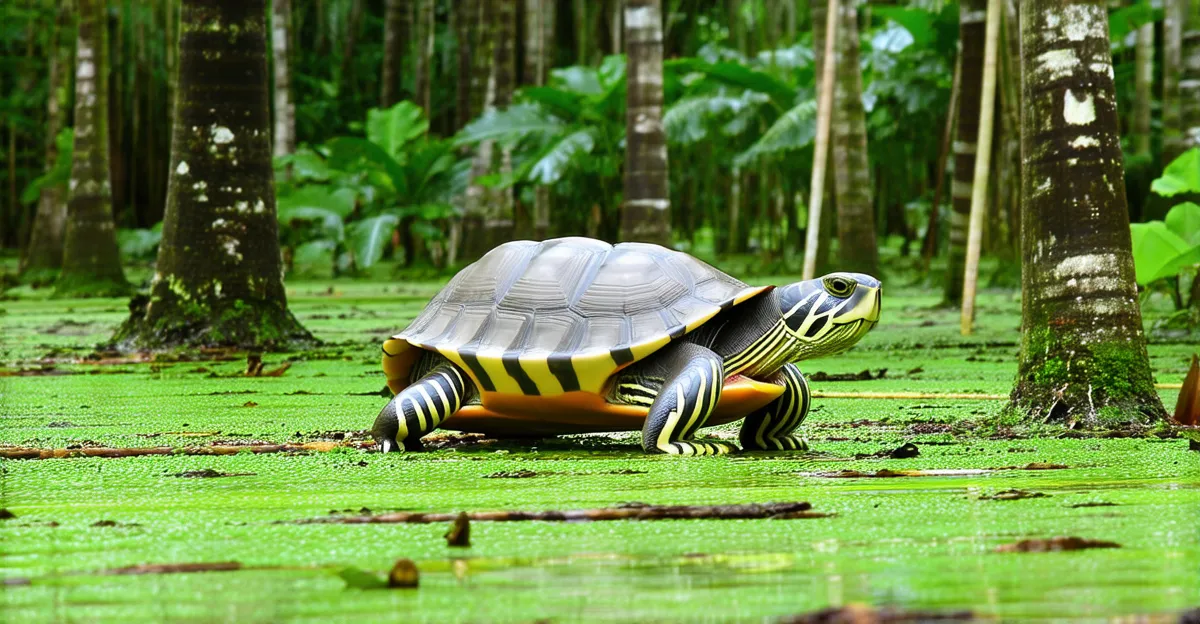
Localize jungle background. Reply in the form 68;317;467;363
1;0;1199;621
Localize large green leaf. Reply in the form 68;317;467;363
326;136;408;196
366;102;428;160
670;59;796;109
278;185;357;219
550;66;603;96
278;206;345;242
1165;202;1200;247
1151;148;1200;197
284;147;334;182
529;129;596;184
350;214;400;269
20;128;73;204
1130;221;1200;285
872;6;936;47
519;86;584;120
734;100;817;166
453;104;563;149
1108;1;1155;45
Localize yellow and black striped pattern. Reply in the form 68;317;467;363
739;364;810;451
391;364;468;447
387;237;772;401
644;355;736;456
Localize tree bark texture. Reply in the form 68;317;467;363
115;0;309;349
1132;22;1153;157
1011;0;1165;426
483;0;517;249
803;0;839;280
830;0;878;276
1162;0;1185;162
1181;2;1200;154
460;0;497;262
620;0;671;247
414;0;435;115
56;0;131;297
21;0;73;282
454;0;477;129
381;0;411;108
523;0;556;238
272;0;295;157
943;0;986;305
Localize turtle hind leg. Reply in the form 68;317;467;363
372;361;473;453
739;363;810;451
640;343;738;456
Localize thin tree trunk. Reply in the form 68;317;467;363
21;0;73;283
453;0;476;131
1162;0;1185;162
380;0;411;108
56;0;131;297
620;0;671;246
921;50;961;269
960;0;1001;335
610;0;623;53
338;0;365;95
802;0;839;280
414;0;435;115
1011;0;1165;427
1132;23;1153;157
272;0;294;157
114;0;310;349
1181;2;1200;154
461;0;499;261
524;0;555;239
830;0;878;276
943;0;986;305
482;0;516;249
574;0;591;64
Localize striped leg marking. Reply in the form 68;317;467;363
372;363;469;453
642;348;736;456
739;363;810;452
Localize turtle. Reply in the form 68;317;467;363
371;237;881;455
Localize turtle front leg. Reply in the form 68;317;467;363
372;362;472;452
739;363;810;451
641;343;737;456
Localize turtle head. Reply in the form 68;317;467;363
775;272;881;360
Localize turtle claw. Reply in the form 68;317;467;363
379;437;402;453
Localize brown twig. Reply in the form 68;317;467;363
0;441;373;460
294;501;825;525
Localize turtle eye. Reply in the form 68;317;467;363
822;277;857;298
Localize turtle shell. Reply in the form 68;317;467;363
382;237;771;399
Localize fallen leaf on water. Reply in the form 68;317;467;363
778;603;974;623
104;562;242;576
979;489;1049;501
483;470;542;479
242;401;258;407
445;512;470;547
995;536;1120;553
1067;501;1118;508
172;469;256;478
335;566;388;590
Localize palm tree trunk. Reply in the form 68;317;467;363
620;0;671;246
414;0;435;115
1181;2;1200;154
56;0;131;297
338;0;365;95
114;0;310;348
1163;0;1185;162
831;0;878;275
524;0;555;239
381;0;411;108
1132;22;1154;157
943;0;986;305
802;0;839;280
272;0;294;157
21;0;73;283
1011;0;1165;426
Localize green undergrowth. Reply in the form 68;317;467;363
2;276;1198;621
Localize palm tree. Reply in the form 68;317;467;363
830;0;878;276
115;0;309;348
272;0;295;157
1011;0;1165;426
56;0;131;297
620;0;671;246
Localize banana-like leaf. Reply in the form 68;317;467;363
366;102;428;160
1151;148;1200;197
1130;221;1200;285
278;185;358;219
350;214;400;269
872;6;937;47
326;137;409;196
20;128;73;204
669;59;796;109
1108;1;1155;46
734;100;817;166
551;66;604;96
453;104;562;149
282;147;334;182
1165;202;1200;247
529;129;596;184
520;86;584;120
278;206;345;242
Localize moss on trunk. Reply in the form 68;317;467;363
114;0;309;350
1010;0;1166;428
